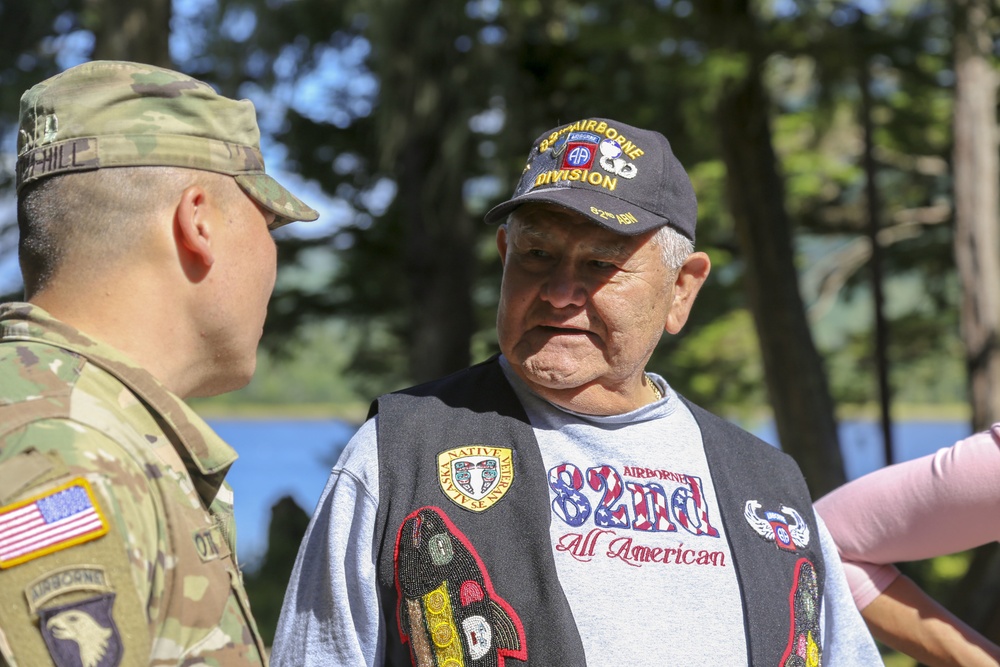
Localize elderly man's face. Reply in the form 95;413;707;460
496;205;699;412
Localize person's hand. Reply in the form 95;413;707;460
863;574;1000;667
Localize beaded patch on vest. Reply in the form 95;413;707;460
781;558;822;667
394;506;527;666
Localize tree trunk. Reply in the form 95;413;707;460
858;53;895;466
953;0;1000;433
396;126;476;382
373;1;478;382
716;69;846;498
88;0;172;68
948;0;1000;648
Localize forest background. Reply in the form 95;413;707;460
2;0;999;664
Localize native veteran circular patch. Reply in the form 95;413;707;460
437;446;514;512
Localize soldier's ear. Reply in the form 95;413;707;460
175;185;215;277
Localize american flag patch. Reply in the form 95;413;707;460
0;478;109;569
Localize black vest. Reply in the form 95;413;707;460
373;357;825;666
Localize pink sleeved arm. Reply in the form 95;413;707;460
815;424;1000;610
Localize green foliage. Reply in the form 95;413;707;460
4;0;997;652
191;319;382;418
0;0;978;419
149;0;972;425
0;1;90;270
653;309;768;418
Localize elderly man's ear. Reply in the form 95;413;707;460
496;224;509;266
665;252;711;335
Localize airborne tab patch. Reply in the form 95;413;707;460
437;446;514;512
25;565;113;615
0;478;109;569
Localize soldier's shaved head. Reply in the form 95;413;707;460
18;167;237;297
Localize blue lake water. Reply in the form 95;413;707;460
210;417;973;567
209;419;358;568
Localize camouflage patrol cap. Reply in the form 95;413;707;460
16;60;318;228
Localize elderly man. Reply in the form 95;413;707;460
0;61;317;666
272;117;880;665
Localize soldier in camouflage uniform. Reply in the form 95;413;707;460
0;61;318;666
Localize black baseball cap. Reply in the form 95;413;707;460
484;117;697;241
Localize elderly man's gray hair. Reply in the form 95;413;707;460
504;205;693;273
651;225;694;272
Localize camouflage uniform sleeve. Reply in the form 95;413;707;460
0;419;159;667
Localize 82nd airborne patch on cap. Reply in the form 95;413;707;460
437;446;514;512
558;131;601;171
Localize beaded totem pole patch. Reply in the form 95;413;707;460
781;558;822;667
394;506;527;666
